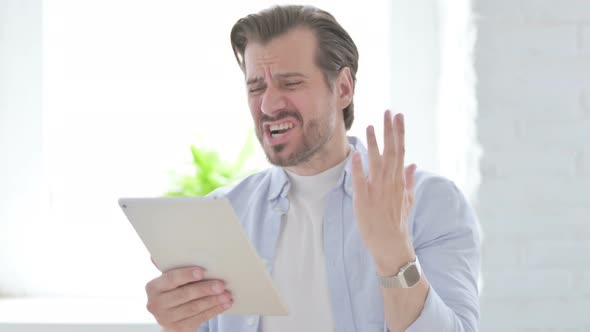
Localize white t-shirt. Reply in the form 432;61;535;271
260;157;348;332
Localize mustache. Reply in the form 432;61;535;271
261;111;303;124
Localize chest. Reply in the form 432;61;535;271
235;191;386;331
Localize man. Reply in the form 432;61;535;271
145;5;480;332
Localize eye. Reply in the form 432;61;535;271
284;81;302;88
248;86;264;95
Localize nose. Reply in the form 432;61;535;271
260;85;287;116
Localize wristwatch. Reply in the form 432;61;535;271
377;257;422;288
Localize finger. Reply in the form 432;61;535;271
146;266;206;294
351;151;367;198
383;110;396;170
165;291;232;324
394;113;406;173
172;301;232;332
158;279;227;308
366;125;381;181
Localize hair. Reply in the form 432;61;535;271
230;5;359;130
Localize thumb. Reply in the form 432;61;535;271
404;164;417;206
150;256;160;270
404;164;417;191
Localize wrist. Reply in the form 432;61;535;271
373;244;416;276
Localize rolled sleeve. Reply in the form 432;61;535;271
403;175;481;332
405;286;467;332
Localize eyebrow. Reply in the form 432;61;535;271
246;72;307;85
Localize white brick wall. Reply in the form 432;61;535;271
474;0;590;331
521;0;590;23
582;25;590;53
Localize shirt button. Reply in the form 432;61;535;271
246;317;256;326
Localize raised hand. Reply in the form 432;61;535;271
351;110;417;275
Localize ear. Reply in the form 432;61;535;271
335;66;354;110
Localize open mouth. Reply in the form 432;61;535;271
268;122;294;138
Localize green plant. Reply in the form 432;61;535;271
166;131;258;196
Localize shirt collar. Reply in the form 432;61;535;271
267;166;290;201
267;136;368;201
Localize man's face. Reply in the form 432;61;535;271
243;27;341;167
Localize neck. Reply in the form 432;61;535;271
285;133;350;176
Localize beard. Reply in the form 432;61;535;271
255;110;335;167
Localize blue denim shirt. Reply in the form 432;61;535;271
201;136;480;332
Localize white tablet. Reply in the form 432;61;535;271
118;196;288;316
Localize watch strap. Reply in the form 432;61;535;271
377;257;421;289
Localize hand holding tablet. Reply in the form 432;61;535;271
144;265;233;330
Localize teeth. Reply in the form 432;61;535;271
270;122;294;132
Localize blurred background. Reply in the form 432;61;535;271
0;0;588;331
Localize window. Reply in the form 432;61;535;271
3;0;396;299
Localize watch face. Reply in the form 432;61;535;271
403;265;421;287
